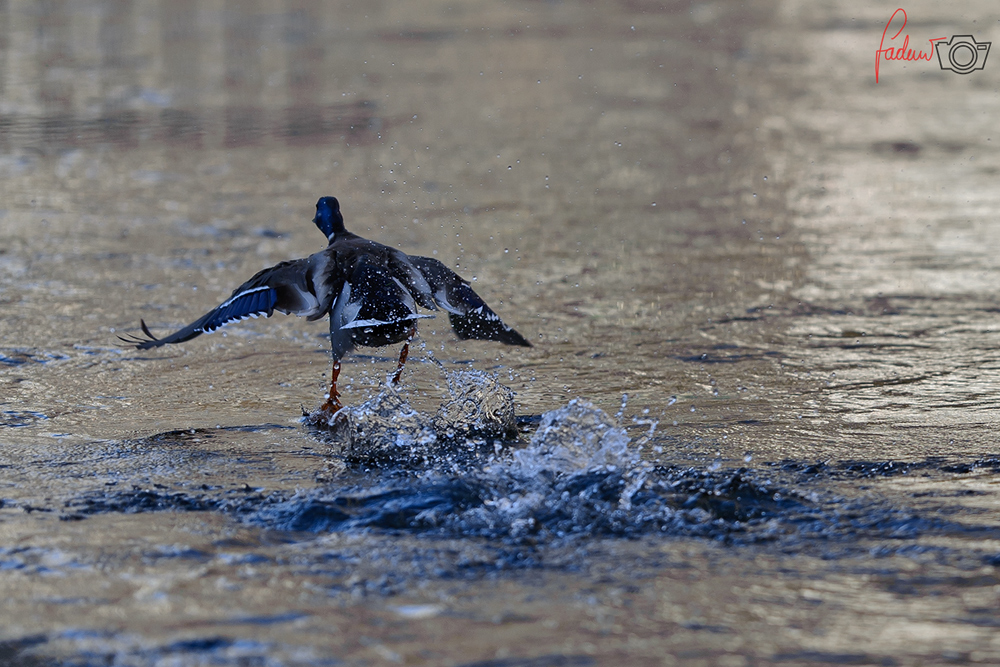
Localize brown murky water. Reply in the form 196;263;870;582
3;0;1000;664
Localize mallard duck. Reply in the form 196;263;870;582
121;197;531;417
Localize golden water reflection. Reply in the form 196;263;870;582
0;0;387;152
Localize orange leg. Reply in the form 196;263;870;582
319;360;344;414
390;327;416;386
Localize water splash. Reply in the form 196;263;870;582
338;389;439;465
60;378;818;547
433;368;517;441
309;367;518;466
266;398;717;541
509;398;636;475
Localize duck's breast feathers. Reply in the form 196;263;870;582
327;235;437;310
333;260;433;330
326;260;433;356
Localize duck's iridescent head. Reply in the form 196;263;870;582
313;196;346;242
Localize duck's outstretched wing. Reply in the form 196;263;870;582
409;256;531;347
120;257;327;350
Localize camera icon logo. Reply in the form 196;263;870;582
936;35;991;74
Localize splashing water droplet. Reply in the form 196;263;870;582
509;399;637;474
616;393;628;420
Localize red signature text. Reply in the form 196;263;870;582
876;8;946;83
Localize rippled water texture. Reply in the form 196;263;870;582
3;0;1000;665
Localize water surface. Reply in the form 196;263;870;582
2;0;1000;664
